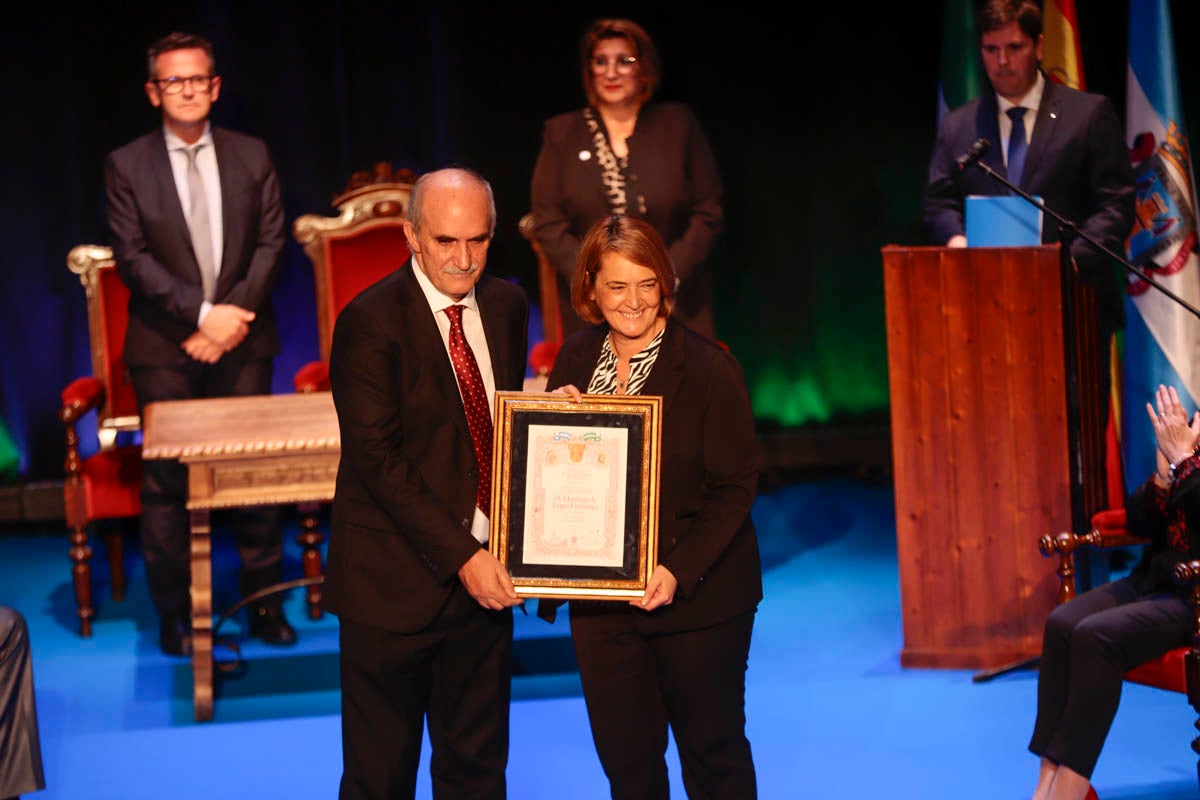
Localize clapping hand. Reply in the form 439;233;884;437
1146;384;1200;482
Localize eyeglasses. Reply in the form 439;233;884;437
590;55;639;75
152;75;217;94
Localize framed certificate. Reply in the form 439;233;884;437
488;391;662;600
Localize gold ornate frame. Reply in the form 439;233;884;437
489;391;662;600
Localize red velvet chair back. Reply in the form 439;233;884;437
67;245;139;438
293;164;417;365
63;244;143;637
317;223;411;360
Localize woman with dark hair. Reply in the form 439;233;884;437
530;18;723;341
543;214;760;799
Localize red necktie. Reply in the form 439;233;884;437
444;305;493;512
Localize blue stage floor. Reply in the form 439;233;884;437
1;478;1195;799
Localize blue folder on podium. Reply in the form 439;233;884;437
965;195;1043;246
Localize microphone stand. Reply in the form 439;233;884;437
963;154;1200;684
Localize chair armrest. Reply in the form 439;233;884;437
60;377;105;423
1038;526;1154;605
293;361;330;393
60;376;106;484
1173;560;1200;586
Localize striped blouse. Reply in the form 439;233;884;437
586;327;665;396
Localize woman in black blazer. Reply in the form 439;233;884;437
1028;384;1200;800
530;17;723;340
542;214;761;799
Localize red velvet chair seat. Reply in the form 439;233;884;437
81;446;142;520
1127;647;1188;693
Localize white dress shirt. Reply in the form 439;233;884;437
164;124;223;324
411;258;496;545
996;71;1045;169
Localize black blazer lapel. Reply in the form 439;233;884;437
398;265;475;444
147;129;196;267
477;276;513;392
562;327;605;390
639;319;686;415
973;94;1005;177
212;128;246;298
1022;78;1063;190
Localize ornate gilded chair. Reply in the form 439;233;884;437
1041;508;1200;782
286;165;417;612
292;163;417;392
61;245;141;636
518;212;562;392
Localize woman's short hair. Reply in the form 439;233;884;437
579;18;660;108
571;215;676;324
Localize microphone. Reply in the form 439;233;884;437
956;138;991;170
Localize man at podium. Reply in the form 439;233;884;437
922;0;1134;358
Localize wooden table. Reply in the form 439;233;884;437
141;392;340;721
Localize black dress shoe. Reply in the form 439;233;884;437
247;604;297;646
160;612;193;656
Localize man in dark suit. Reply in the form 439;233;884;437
324;167;529;800
923;0;1135;344
104;32;294;656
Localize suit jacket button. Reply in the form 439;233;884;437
467;468;478;478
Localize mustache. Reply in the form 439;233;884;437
442;264;480;277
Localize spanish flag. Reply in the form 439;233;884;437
1042;0;1085;90
1044;0;1129;510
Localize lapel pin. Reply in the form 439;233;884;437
578;150;592;161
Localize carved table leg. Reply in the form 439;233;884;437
296;502;325;619
190;508;214;722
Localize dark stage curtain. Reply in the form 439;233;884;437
2;1;1192;481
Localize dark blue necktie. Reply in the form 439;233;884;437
1006;106;1028;191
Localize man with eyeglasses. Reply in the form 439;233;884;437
104;32;294;657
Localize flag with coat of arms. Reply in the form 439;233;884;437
1122;0;1200;488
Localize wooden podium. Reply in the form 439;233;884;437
882;245;1107;669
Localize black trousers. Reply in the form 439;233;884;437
569;604;757;800
1028;575;1192;777
0;607;44;798
337;586;513;800
129;356;282;619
